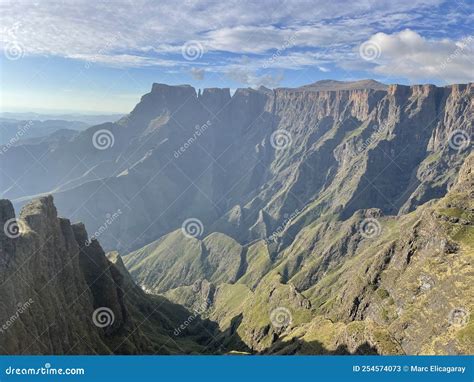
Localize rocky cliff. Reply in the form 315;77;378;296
0;196;218;354
2;81;472;254
157;153;474;354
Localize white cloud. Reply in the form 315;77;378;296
359;30;474;83
0;0;472;84
0;1;447;58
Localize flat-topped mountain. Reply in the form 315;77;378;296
297;79;389;91
2;80;471;253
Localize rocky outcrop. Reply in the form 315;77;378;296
0;196;217;354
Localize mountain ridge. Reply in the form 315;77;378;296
2;80;471;253
152;153;474;354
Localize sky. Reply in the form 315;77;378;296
0;0;473;113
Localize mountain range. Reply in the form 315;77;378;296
0;79;472;355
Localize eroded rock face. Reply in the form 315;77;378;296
2;81;472;253
160;154;473;355
0;196;216;354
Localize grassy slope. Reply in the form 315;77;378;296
126;155;474;354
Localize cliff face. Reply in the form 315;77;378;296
1;82;472;253
160;153;474;355
0;196;217;354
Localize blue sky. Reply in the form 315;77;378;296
0;0;473;113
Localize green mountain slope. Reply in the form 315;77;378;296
129;153;474;354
